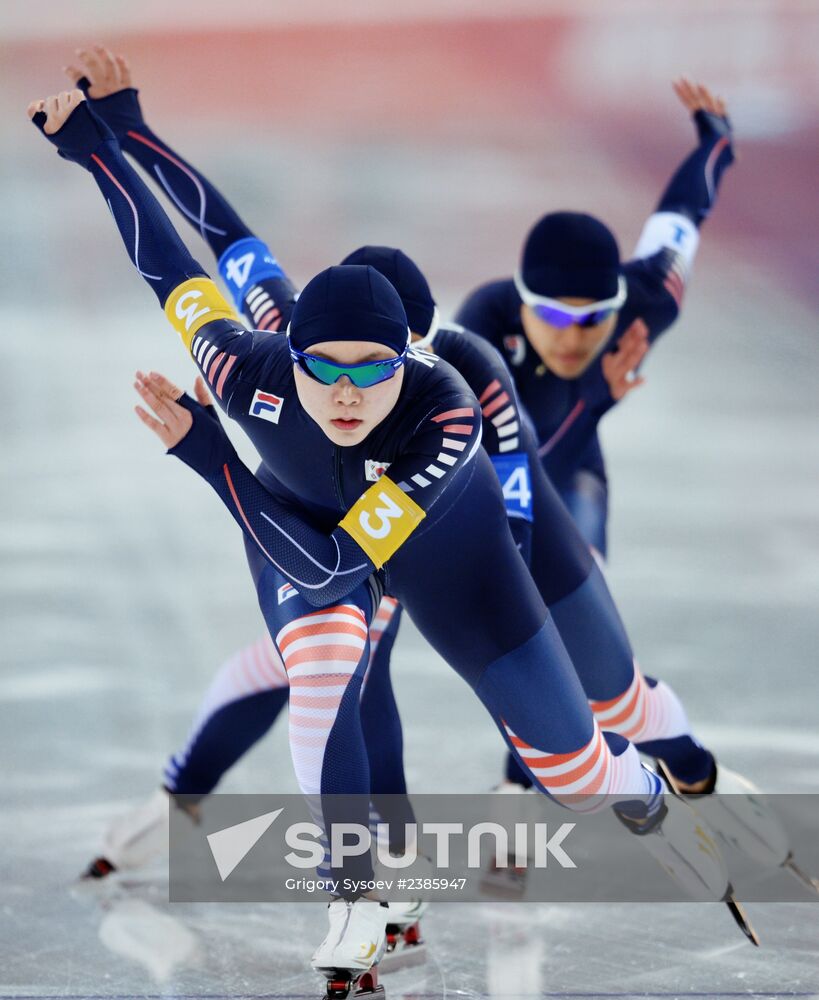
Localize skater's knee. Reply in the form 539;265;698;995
276;605;369;681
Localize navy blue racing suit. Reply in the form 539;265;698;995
55;82;711;798
33;100;664;893
455;111;735;557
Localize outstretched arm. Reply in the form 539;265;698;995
28;91;258;410
135;370;482;606
659;79;735;225
29;90;209;307
632;79;735;277
66;46;297;331
134;372;377;606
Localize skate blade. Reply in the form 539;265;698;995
724;893;760;947
783;854;819;895
322;969;385;1000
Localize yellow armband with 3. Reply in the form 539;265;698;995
164;278;239;351
339;477;426;568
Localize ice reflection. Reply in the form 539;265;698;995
97;897;201;984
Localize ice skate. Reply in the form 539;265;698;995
378;855;429;972
81;787;199;879
658;759;819;895
616;786;730;902
381;893;426;970
380;920;425;973
312;898;389;999
617;776;759;945
378;851;430;930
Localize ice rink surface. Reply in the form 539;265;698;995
1;3;818;998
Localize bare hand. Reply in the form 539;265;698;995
601;319;649;401
134;371;213;448
672;78;727;118
26;89;85;134
65;45;132;98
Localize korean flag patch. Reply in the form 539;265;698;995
365;460;391;482
503;335;526;367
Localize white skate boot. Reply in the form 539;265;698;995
312;898;388;998
82;787;198;879
659;760;819;894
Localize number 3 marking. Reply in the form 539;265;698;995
175;289;210;332
359;492;403;539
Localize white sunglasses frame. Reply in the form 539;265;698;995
514;271;628;316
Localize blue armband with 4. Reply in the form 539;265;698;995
491;453;534;523
218;237;288;310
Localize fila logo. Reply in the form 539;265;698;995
251;389;285;424
277;583;298;604
365;460;391;482
175;289;210;331
503;335;526;367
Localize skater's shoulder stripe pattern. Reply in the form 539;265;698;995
397;405;480;495
479;377;520;452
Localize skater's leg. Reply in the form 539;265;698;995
359;599;418;852
529;457;714;787
88;597;399;878
550;565;713;784
85;632;290;877
503;750;533;788
361;599;406;797
475;618;661;815
166;598;409;796
391;462;662;817
359;598;430;936
556;467;609;560
164;634;289;796
247;539;379;895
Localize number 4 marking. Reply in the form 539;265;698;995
224;252;255;290
502;466;532;510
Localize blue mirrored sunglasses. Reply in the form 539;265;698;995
514;272;627;330
290;345;408;388
532;303;618;329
